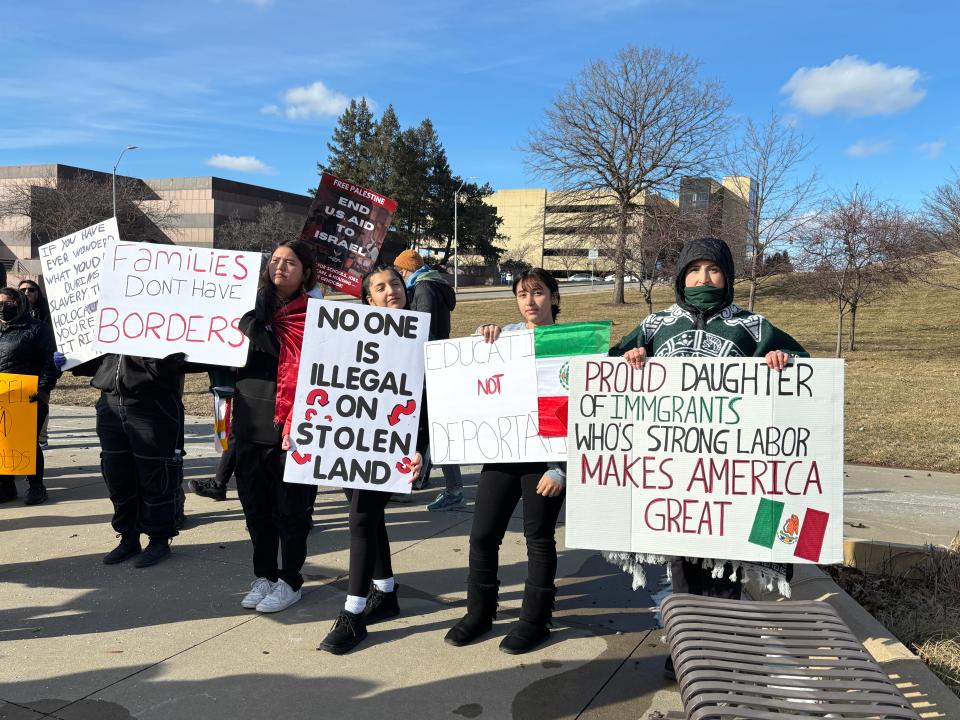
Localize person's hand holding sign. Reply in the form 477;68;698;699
477;324;501;344
536;474;563;497
765;350;793;372
623;347;647;369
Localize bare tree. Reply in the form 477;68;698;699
217;202;306;253
921;172;960;289
726;111;820;310
525;46;732;304
796;188;920;356
0;172;179;249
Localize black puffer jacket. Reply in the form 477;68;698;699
72;353;187;399
0;289;60;394
408;269;457;340
234;295;282;446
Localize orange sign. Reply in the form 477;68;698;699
0;373;39;475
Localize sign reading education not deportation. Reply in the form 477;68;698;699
565;357;844;564
284;300;429;494
299;173;397;297
39;218;113;370
94;240;260;366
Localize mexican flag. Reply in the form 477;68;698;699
748;497;831;562
534;321;611;437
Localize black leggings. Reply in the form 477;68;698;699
468;462;565;589
346;488;393;597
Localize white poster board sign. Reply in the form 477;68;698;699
284;300;429;494
565;357;844;564
39;218;113;370
424;332;566;464
94;240;260;366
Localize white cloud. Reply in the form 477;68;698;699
206;154;275;174
917;140;946;160
782;56;925;116
239;0;275;8
846;140;892;158
259;104;280;116
281;81;351;120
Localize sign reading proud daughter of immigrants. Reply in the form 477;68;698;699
94;240;261;366
565;357;844;564
283;300;429;494
425;323;610;464
300;173;398;297
39;218;114;370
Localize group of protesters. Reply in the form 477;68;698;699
0;236;807;663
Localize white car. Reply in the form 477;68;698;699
603;273;641;283
567;273;593;282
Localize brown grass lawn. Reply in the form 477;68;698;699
55;256;960;473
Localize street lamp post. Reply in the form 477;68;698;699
112;145;139;218
452;176;476;294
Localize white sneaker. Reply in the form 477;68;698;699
241;577;276;609
255;579;301;613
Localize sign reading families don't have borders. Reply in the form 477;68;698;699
299;173;397;298
565;357;844;564
0;373;39;475
39;218;113;370
94;240;261;366
283;300;429;494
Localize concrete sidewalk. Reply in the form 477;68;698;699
1;406;956;720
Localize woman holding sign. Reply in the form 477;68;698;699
316;267;423;655
233;240;320;614
444;268;566;655
611;237;808;676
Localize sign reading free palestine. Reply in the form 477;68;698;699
564;357;844;564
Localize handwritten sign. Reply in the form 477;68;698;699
94;240;260;366
284;300;429;493
565;357;844;564
299;173;397;297
424;332;567;464
0;373;39;475
39;218;113;370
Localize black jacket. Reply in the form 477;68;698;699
234;297;282;446
0;291;60;394
72;354;187;399
408;269;456;340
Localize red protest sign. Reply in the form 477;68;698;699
299;173;398;297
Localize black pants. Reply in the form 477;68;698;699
235;442;317;591
469;462;565;589
213;437;237;489
96;393;183;540
345;488;393;596
670;559;743;599
0;401;47;489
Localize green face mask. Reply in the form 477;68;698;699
683;285;726;311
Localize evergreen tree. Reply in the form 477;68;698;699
369;104;401;197
320;98;376;185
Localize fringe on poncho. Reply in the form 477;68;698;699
603;552;792;598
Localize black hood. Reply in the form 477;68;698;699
0;288;30;326
673;238;736;316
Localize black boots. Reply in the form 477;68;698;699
0;478;18;503
134;537;171;568
444;582;499;646
499;584;555;655
364;584;400;625
25;483;48;505
319;610;368;654
103;535;142;565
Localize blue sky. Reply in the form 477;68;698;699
2;0;957;208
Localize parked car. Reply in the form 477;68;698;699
567;273;594;282
603;273;641;283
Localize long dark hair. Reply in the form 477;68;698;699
512;268;561;320
17;279;50;322
360;267;408;308
260;239;316;315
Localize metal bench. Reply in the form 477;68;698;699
660;594;921;719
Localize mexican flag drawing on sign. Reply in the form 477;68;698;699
534;322;611;437
748;497;831;562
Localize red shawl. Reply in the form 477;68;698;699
271;294;309;436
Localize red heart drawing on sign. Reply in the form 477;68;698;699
305;408;318;421
395;456;412;474
291;451;312;465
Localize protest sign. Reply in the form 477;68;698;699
283;300;429;494
0;373;39;475
39;218;113;370
94;240;260;366
565;357;844;564
299;173;397;297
